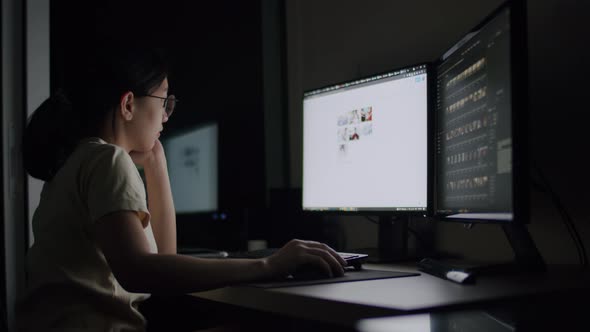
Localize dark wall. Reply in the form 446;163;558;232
50;0;266;211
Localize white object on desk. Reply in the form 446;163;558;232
446;270;471;283
357;314;431;332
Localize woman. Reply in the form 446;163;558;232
18;47;346;331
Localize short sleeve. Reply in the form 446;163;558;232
81;144;150;226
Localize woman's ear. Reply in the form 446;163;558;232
119;91;135;121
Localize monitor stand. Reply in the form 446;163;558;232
359;215;413;263
499;223;546;272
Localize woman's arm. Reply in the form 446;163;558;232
130;140;176;254
143;151;176;254
93;211;346;294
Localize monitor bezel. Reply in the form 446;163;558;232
431;0;529;224
301;62;432;217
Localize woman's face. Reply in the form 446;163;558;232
128;78;170;151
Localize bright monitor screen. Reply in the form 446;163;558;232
302;65;428;212
163;123;218;214
434;4;518;221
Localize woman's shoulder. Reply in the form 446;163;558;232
77;137;127;157
75;137;133;171
78;137;120;152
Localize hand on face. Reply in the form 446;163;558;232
264;239;347;278
129;138;166;168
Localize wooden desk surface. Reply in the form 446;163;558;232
190;264;590;327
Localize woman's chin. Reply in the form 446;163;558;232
136;143;154;153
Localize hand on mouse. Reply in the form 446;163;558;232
263;239;347;279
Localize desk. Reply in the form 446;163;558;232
190;264;590;330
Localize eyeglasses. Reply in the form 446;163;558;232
144;94;178;117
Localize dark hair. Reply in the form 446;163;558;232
23;47;168;181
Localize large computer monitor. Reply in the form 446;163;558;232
302;64;429;260
163;122;239;252
163;122;218;214
434;1;524;223
163;121;259;253
428;0;544;272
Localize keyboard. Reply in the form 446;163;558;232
227;248;368;269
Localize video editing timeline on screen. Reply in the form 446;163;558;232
436;8;512;213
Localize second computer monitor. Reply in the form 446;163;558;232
434;0;527;222
163;122;218;214
302;65;428;212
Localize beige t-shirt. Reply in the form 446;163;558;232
18;137;158;331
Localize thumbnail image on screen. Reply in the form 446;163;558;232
435;6;513;219
303;65;428;212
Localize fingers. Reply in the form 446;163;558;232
304;247;344;277
303;254;334;277
298;240;348;266
286;239;346;277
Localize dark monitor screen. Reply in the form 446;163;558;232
163;122;218;214
302;64;428;213
433;1;527;222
